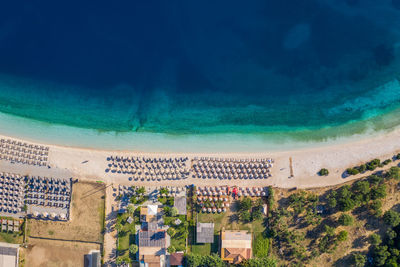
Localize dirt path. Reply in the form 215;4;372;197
103;183;118;267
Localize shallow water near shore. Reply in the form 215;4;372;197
1;1;400;149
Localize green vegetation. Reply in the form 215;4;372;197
383;210;400;227
369;233;382;246
240;257;277;267
185;253;225;267
318;168;329;176
253;233;270;258
168;245;176;253
237;197;264;223
116;212;136;263
158;196;174;206
129;244;138;254
338;213;353;226
351;252;367;267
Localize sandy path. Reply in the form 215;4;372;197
103;184;118;267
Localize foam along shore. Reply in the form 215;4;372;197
0;125;399;189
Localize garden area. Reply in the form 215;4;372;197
192;196;269;262
116;205;139;265
163;204;189;253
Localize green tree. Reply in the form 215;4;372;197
319;168;329;176
115;257;123;265
136;186;145;195
370;199;383;217
387;229;397;240
351;252;366;267
371;185;387;200
129;244;138;254
240;210;251;223
185;254;201;267
170;207;178;217
338;213;354;226
167;227;176;237
337;230;348;242
160;187;169;196
240;197;253;211
328;197;337;209
372;245;390;266
339;197;355;212
353;180;370;196
324;225;335;237
369;175;383;186
252;207;263;221
383;210;400;227
266;186;275;208
167;245;176;254
387;166;400;180
369;233;382;246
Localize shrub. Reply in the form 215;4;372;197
382;159;392;165
346;168;360;175
383;210;400;227
369;233;382;245
253;234;270;258
338;213;354;226
319;168;329;176
337;230;348;241
358;164;367;173
240;257;277;267
367;159;381;171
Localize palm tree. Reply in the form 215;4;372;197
115;223;122;232
129;244;138;254
127;205;135;214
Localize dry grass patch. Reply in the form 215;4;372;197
23;238;100;267
28;181;105;242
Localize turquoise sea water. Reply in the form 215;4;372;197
1;1;400;151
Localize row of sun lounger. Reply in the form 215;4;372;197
107;156;274;180
0;138;49;167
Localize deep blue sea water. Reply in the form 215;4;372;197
1;0;400;145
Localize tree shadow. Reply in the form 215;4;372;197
352;236;366;249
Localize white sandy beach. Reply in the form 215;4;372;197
0;127;400;189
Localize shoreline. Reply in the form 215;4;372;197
0;124;399;189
